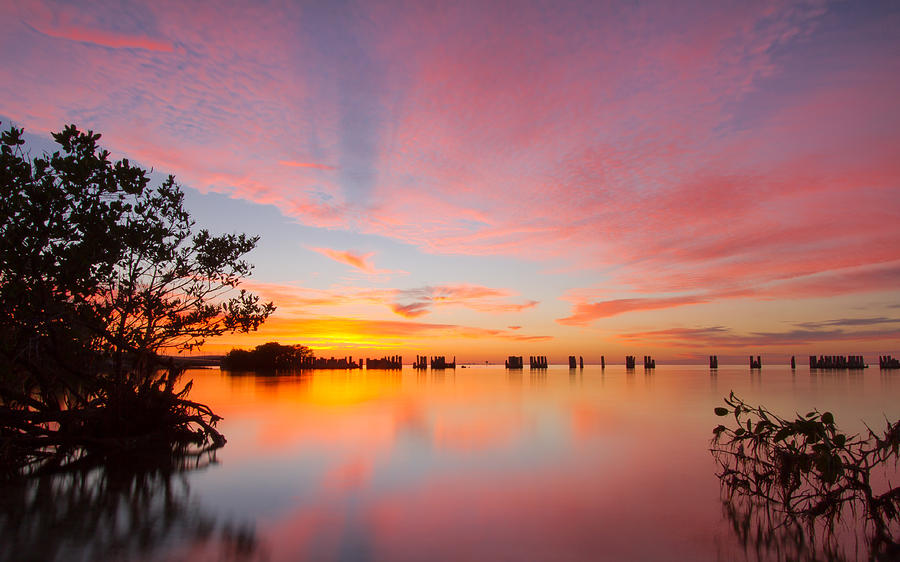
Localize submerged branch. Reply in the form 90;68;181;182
710;392;900;557
1;368;224;480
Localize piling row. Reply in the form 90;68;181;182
809;355;867;369
298;356;361;369
879;356;900;369
300;352;898;371
529;356;548;368
365;356;402;369
500;353;893;369
430;356;456;369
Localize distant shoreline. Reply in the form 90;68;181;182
172;358;894;369
167;355;224;367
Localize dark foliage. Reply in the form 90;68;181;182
0;123;274;477
711;393;900;559
221;342;313;371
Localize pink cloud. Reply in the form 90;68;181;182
2;0;898;337
355;2;899;307
557;295;712;326
30;22;173;52
558;261;900;326
392;285;538;318
765;261;900;299
617;323;900;349
279;160;337;171
24;3;174;53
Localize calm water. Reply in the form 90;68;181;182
4;364;900;561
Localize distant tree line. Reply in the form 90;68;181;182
221;342;312;371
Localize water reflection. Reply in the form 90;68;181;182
720;496;846;562
8;366;898;561
719;493;900;562
0;450;260;562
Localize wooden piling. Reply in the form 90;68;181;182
529;355;547;368
506;356;524;369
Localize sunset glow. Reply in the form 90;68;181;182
2;0;898;362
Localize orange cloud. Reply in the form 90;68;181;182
390;302;430;318
311;247;375;271
308;247;404;277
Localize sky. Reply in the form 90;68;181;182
1;0;899;363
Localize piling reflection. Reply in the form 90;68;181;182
0;450;260;562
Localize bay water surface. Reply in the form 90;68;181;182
5;364;900;561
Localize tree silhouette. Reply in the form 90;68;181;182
222;342;313;371
0;123;274;477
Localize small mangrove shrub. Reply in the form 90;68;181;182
711;392;900;557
